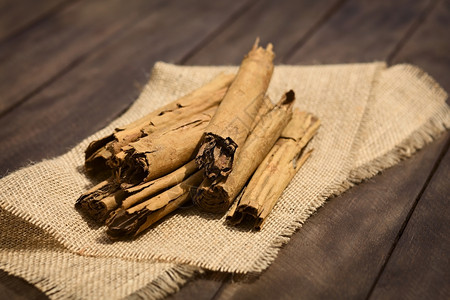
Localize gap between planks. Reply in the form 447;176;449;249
387;0;440;64
365;134;450;299
201;0;447;299
365;1;448;296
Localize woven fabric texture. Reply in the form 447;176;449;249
0;62;448;299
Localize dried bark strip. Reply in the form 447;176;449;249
120;160;198;210
227;110;320;229
85;73;234;177
75;178;124;222
196;40;275;180
193;91;296;213
250;95;275;130
118;107;216;185
106;170;204;239
77;161;199;223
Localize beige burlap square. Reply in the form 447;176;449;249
0;62;448;299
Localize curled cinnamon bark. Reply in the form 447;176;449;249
193;91;295;213
118;107;216;185
196;40;275;180
75;178;124;222
106;170;204;239
227;110;320;229
85;73;234;177
76;161;199;223
120;160;198;210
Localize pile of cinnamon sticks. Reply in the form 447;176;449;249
76;40;320;239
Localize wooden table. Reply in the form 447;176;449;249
1;0;449;299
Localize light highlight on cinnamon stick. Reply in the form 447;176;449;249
106;170;204;239
85;73;234;178
196;40;275;180
194;91;295;213
118;107;216;185
226;110;320;229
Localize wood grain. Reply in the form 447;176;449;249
0;0;68;42
0;0;251;175
286;0;434;64
184;0;342;64
209;0;449;299
167;272;230;300
0;0;449;299
214;134;449;300
392;0;450;93
0;0;169;116
369;1;450;297
370;143;450;300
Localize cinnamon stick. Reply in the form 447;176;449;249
117;107;216;185
85;73;235;177
193;91;295;213
195;39;275;180
106;170;204;239
120;160;198;210
75;178;123;222
78;160;198;223
226;110;320;229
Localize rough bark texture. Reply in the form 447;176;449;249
106;170;204;239
85;73;234;178
227;110;320;229
120;160;198;210
118;107;216;185
75;178;122;222
195;40;275;180
193;91;295;213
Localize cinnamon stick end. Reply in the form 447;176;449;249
193;181;231;214
106;209;148;240
195;133;237;180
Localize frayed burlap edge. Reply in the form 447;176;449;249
127;265;203;300
1;64;448;297
244;64;449;274
0;62;384;275
0;255;203;300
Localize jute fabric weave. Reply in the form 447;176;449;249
0;62;448;299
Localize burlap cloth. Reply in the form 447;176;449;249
1;62;448;299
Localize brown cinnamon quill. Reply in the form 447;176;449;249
117;107;216;185
75;178;123;222
195;39;275;180
106;170;204;239
193;91;295;213
227;110;320;229
85;73;234;177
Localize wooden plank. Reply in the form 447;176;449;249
184;0;343;65
370;145;450;299
0;0;68;42
170;1;342;297
214;134;449;300
0;270;47;300
368;1;450;298
286;0;433;64
1;1;448;299
0;0;251;175
167;272;230;300
0;1;251;298
210;0;449;299
0;0;171;116
392;0;450;93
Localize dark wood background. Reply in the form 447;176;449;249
0;0;449;299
